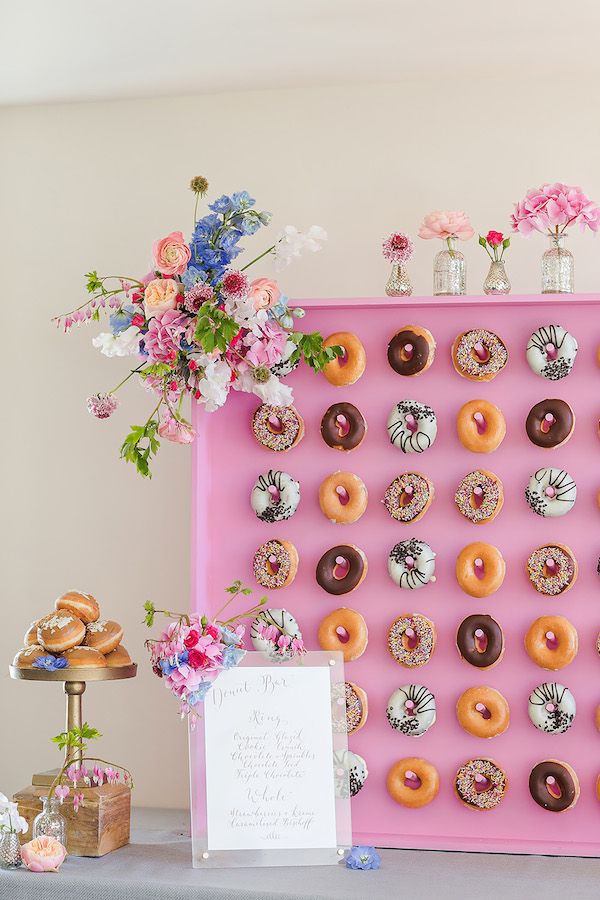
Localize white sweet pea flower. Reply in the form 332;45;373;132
92;326;141;358
273;225;328;270
232;370;294;406
223;295;267;332
0;795;29;834
196;358;231;412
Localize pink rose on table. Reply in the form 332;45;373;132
21;835;67;872
486;230;504;246
247;278;281;311
153;231;192;276
144;278;181;318
418;210;474;241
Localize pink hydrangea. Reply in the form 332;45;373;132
241;321;288;370
511;183;600;235
143;309;188;363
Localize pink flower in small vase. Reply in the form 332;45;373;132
157;412;196;445
73;792;85;813
418;211;474;241
382;232;414;263
486;230;504;247
54;785;69;803
247;278;281;311
21;835;67;873
153;231;192;276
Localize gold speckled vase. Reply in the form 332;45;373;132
542;233;574;293
483;260;511;295
385;263;412;297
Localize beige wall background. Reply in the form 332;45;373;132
2;75;599;808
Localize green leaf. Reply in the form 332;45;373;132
143;601;156;628
120;418;161;478
85;271;103;294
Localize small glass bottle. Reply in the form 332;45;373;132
542;232;574;293
483;259;511;295
433;236;466;295
0;832;22;869
32;796;66;845
385;263;412;297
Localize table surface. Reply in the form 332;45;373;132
3;808;600;900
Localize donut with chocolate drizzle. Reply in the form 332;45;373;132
320;402;367;451
456;614;504;670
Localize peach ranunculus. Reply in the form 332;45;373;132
418;211;474;242
247;278;281;311
144;278;181;318
152;231;192;276
21;835;67;872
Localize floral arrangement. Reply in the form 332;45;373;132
418;210;474;254
478;229;510;261
20;836;67;873
511;183;600;236
345;845;381;870
381;232;413;264
54;177;340;477
0;792;29;837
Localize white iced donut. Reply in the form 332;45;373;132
250;608;302;662
388;539;436;589
386;684;436;736
270;340;299;377
526;325;578;381
251;470;300;523
525;467;577;517
333;749;368;798
528;682;576;734
387;400;437;453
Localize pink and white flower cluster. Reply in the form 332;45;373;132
382;232;414;263
511;183;600;235
253;620;305;657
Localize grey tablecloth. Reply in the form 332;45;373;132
2;808;600;900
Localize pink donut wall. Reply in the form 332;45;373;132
192;294;600;855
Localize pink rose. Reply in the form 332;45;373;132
247;278;281;311
21;835;67;873
153;231;192;276
144;278;181;318
418;210;474;241
158;412;196;444
486;230;504;246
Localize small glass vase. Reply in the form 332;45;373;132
542;233;574;294
32;795;66;845
0;832;22;869
483;259;511;295
433;236;466;295
385;263;412;297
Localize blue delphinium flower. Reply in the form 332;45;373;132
32;655;69;672
182;265;208;291
219;626;241;646
345;846;381;870
109;304;136;334
222;646;246;669
187;681;213;705
209;195;234;214
231;191;255;210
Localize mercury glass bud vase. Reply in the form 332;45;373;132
542;233;574;293
32;796;66;846
385;263;412;297
433;236;466;295
483;259;511;295
0;832;22;869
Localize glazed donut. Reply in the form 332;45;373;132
456;399;506;453
386;684;436;736
333;749;368;797
316;544;367;595
387;326;436;377
318;608;368;661
318;471;368;524
383;473;434;524
104;644;132;668
62;646;107;668
23;619;42;647
525;616;578;670
528;683;576;734
251;470;300;523
388;539;436;590
322;332;366;386
335;681;368;734
84;620;123;655
529;760;579;812
387;758;440;808
251;404;304;452
454;470;504;525
455;542;505;598
452;329;508;381
13;645;47;668
387;613;436;667
387;400;437;453
37;613;86;653
455;758;508;810
527;544;577;596
253;539;299;589
527;325;578;381
596;705;600;732
250;608;302;662
456;687;510;738
456;614;504;670
525;467;577;517
525;399;575;449
320;402;367;452
55;590;100;624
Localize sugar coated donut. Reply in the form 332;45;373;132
456;542;505;597
250;608;302;662
388;613;436;667
37;613;86;653
84;620;123;655
333;749;368;797
322;332;366;386
456;614;504;670
55;590;100;624
387;326;436;377
316;544;367;595
527;544;577;596
104;644;132;668
456;687;510;738
454;470;504;524
388;400;437;453
386;684;436;736
320;402;367;451
526;399;575;449
319;471;368;524
253;539;299;589
334;681;368;734
525;467;576;517
13;645;47;668
525;616;578;670
62;646;107;667
252;404;304;452
456;399;506;453
318;608;368;661
528;683;576;734
529;760;579;812
383;473;434;523
527;325;578;381
251;470;300;523
388;539;436;590
455;758;507;810
452;329;508;381
387;758;440;808
24;619;42;647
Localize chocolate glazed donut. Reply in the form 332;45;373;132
316;545;366;595
388;330;431;376
529;761;578;812
525;399;574;449
457;614;504;669
320;403;366;451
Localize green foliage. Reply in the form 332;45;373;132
120;419;160;478
139;363;173;380
85;271;104;294
52;722;101;753
225;580;252;596
143;601;156;628
288;332;343;372
194;302;239;354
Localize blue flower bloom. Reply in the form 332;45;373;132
222;646;246;669
238;216;261;236
182;266;208;291
219;626;241;646
231;191;255;210
187;682;213;705
209;195;234;214
159;658;176;676
345;846;381;870
109;304;136;334
32;655;69;672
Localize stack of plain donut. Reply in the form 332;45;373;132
13;590;131;669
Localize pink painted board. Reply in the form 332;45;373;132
192;293;600;856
